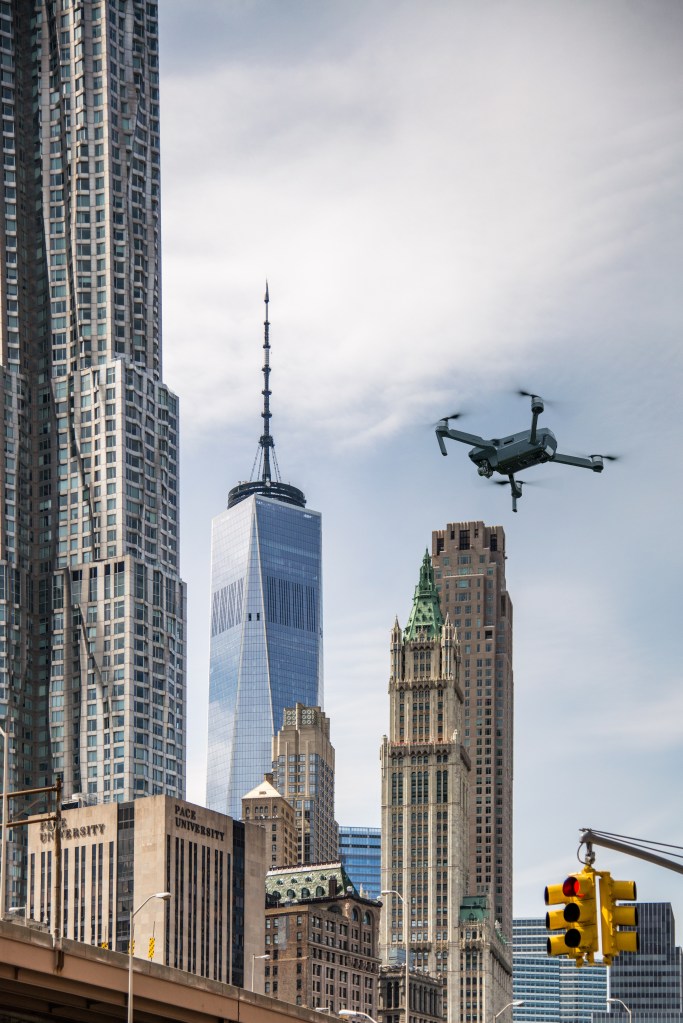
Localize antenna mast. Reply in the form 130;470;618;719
260;282;274;485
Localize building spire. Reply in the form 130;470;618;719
404;549;444;640
260;281;273;484
227;285;307;510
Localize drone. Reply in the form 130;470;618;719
435;391;616;512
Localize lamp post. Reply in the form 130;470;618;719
493;1001;524;1022
0;723;8;920
608;997;632;1023
251;952;270;991
127;891;171;1023
381;889;410;1023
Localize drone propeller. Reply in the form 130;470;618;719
432;410;467;428
593;454;620;462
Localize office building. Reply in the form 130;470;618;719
380;552;512;1023
271;703;338;864
431;522;513;941
592;903;683;1023
265;862;381;1014
206;291;323;820
339;826;381;899
378;966;444;1023
0;0;185;906
27;796;265;987
512;918;607;1023
242;773;299;868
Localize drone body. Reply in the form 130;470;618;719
435;394;612;511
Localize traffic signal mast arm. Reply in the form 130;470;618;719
581;829;683;876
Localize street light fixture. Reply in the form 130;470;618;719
493;1001;524;1022
127;891;171;1023
340;1012;379;1023
381;889;410;1023
607;997;632;1023
251;952;270;991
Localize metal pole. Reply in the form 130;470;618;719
0;724;8;920
128;892;171;1023
608;997;632;1023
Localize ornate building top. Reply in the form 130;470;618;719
404;550;445;641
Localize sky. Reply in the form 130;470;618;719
157;1;683;928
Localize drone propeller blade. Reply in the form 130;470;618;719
432;411;466;427
596;454;620;462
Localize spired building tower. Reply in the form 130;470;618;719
0;0;185;900
380;553;512;1023
206;289;323;820
430;522;513;942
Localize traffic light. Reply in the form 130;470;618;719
545;869;599;965
600;873;638;964
148;936;155;960
127;939;135;955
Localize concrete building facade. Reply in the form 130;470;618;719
264;862;380;1014
27;796;265;988
0;0;186;905
271;704;338;864
380;552;512;1023
242;773;299;868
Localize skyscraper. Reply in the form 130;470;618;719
380;552;512;1023
431;521;513;940
271;703;338;864
0;1;185;903
339;826;381;899
512;918;607;1023
206;290;323;819
592;903;683;1023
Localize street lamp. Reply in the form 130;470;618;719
127;891;171;1023
340;1012;379;1023
0;723;9;920
607;997;632;1023
251;952;270;991
381;889;410;1023
493;1001;524;1022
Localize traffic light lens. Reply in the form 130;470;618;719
562;876;580;898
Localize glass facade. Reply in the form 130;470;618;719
592;903;683;1023
339;826;381;899
512;918;607;1023
206;494;323;819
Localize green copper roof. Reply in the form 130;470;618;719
266;862;358;903
404;550;444;641
460;895;490;923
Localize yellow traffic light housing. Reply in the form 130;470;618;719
148;936;156;960
545;869;599;966
600;873;638;964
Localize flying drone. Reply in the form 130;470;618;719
435;391;616;512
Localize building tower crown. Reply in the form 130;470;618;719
403;549;444;641
228;284;306;509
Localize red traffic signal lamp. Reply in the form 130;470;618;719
600;873;638;964
545;869;599;965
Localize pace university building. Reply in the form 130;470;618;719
206;290;323;819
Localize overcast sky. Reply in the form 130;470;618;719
158;1;683;927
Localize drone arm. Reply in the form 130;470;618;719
435;424;488;449
553;451;604;473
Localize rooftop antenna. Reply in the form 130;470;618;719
260;281;274;485
227;284;307;510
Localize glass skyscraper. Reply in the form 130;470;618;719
0;1;185;906
513;918;607;1023
206;290;323;819
339;826;381;899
